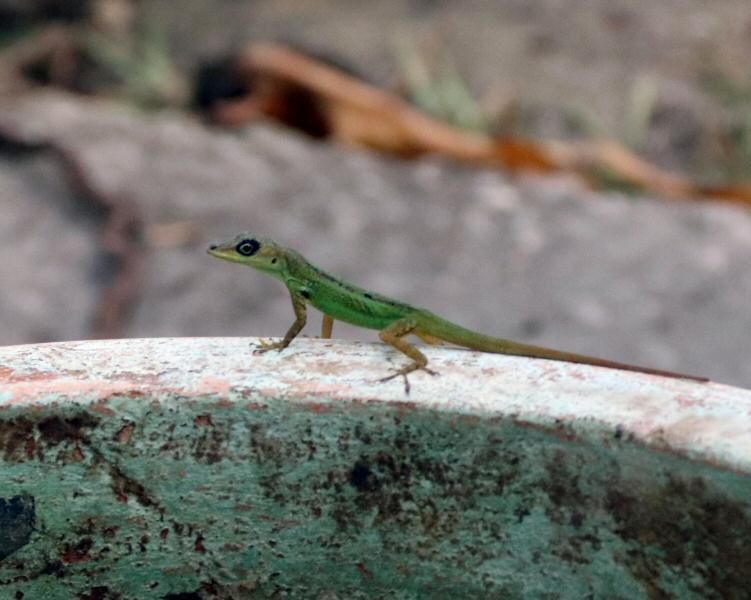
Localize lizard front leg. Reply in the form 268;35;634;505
254;290;307;353
378;318;438;394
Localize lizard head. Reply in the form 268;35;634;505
207;233;288;277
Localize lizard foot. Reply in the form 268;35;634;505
378;365;439;394
251;338;287;354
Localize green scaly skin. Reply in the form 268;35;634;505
208;233;707;393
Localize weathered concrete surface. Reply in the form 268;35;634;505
1;338;749;599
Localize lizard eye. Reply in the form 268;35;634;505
236;238;260;256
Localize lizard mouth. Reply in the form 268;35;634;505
207;245;250;265
207;245;229;258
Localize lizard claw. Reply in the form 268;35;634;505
378;370;412;395
251;338;286;354
377;364;438;394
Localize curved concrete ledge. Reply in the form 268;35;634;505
1;338;750;599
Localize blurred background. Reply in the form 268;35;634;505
1;0;750;386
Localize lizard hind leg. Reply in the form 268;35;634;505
415;330;445;345
378;318;438;394
321;314;334;339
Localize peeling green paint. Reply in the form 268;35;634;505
1;338;750;599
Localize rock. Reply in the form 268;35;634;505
0;146;98;344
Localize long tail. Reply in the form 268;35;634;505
416;313;707;382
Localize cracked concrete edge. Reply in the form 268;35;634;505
0;338;749;597
1;337;750;473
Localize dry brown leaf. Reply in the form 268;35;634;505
544;140;695;198
229;43;555;171
211;43;751;206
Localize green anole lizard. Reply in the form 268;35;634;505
208;233;707;392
